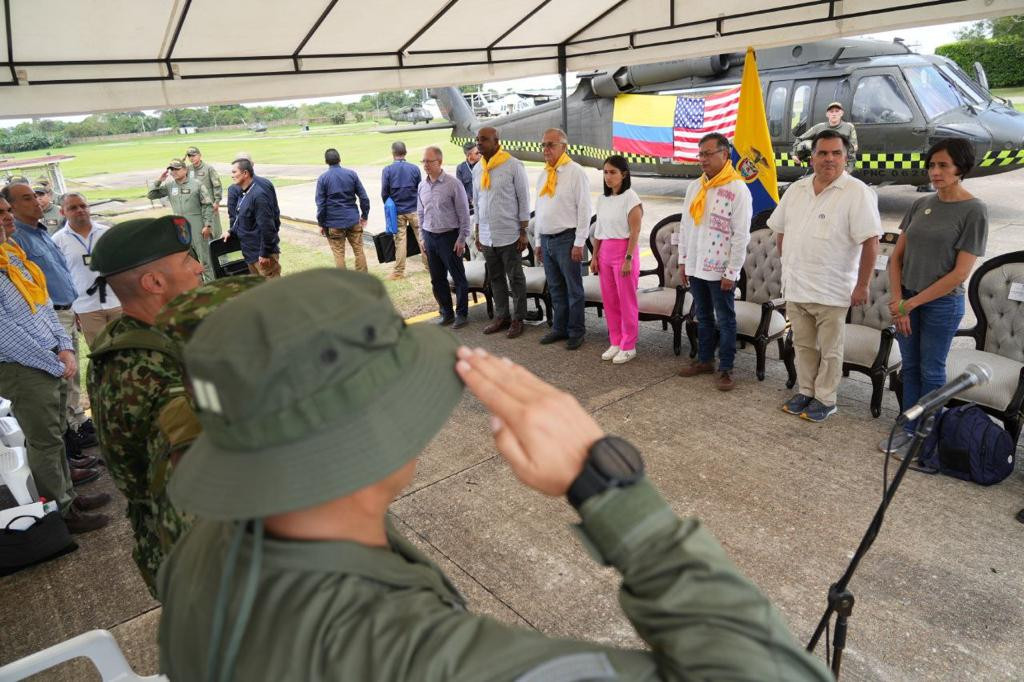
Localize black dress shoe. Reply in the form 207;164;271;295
71;467;100;486
64;509;109;534
539;332;569;345
435;315;455;326
63;427;82;459
452;316;469;329
566;336;585;350
69;455;99;469
73;492;111;512
75;420;98;448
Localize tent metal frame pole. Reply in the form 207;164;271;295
558;44;567;134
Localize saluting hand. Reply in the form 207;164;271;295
455;347;603;496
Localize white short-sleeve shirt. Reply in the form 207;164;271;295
51;222;121;314
767;172;881;307
594;189;641;240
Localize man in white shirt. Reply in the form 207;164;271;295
677;134;752;391
768;129;881;422
534;128;592;349
52;193;123;348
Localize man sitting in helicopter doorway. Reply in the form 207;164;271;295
793;102;858;171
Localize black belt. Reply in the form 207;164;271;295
53;304;72;311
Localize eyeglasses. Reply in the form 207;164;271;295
697;148;727;159
541;142;566;149
421;159;440;164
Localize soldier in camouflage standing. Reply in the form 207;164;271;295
86;215;261;595
186;146;223;235
148;159;217;281
35;184;64;234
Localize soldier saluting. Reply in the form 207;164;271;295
148;159;217;281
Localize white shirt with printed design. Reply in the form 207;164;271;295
679;178;752;282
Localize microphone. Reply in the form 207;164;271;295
896;363;992;424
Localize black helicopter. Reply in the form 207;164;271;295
432;38;1024;187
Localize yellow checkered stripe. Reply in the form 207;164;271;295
776;152;801;167
855;152;924;170
454;136;662;165
980;149;1024;167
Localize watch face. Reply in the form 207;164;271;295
591;436;644;482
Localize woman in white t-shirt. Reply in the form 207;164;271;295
590;155;643;364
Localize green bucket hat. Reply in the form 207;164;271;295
168;268;464;520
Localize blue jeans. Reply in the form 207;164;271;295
896;289;964;431
689;276;737;371
422;229;468;318
541;230;585;338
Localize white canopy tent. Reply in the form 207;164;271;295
2;0;1022;118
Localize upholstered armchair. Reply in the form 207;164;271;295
449;249;492;318
945;250;1024;441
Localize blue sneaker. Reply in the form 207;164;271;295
782;393;813;415
800;399;838;422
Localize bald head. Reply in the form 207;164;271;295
476;127;500;160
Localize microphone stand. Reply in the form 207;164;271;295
806;412;937;678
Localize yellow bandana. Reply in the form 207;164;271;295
0;240;49;313
480;148;511;190
539;151;571;198
689;162;744;225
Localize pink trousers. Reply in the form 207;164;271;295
597;239;640;351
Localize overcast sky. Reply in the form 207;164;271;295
3;22;972;128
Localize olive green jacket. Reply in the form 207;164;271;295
148;178;215;237
158;479;831;681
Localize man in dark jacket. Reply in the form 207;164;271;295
381;141;426;279
316;148;370;272
226;153;278;230
225;159;281;278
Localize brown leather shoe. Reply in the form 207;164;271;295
388;272;405;280
71;467;100;486
73;492;111;512
68;455;99;469
678;361;714;377
715;370;735;391
506;319;524;339
64;509;110;534
482;317;511;334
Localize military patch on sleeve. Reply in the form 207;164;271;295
514;653;617;682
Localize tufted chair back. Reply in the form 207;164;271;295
739;227;781;305
970;253;1024;362
848;233;897;330
650;215;682;288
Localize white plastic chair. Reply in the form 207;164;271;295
0;630;167;681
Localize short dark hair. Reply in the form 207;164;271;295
391;141;407;157
462;141;478;153
0;181;30;202
602;155;632;196
324;148;341;166
233;158;255;177
811;128;851;156
698;133;731;154
925;138;975;178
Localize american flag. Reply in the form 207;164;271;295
672;86;741;163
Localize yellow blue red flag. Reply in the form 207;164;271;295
732;47;779;215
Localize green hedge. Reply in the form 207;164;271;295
936;38;1024;88
0;131;68;153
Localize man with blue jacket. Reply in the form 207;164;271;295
381;141;426;280
316;148;369;272
225;159;281;278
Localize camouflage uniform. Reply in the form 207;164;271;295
87;276;262;595
87;316;197;595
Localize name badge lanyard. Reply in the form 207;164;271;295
72;230;97;267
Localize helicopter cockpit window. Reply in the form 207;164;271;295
851;75;913;124
937;64;987;105
791;84;812;136
767;84;788;137
904;65;963;119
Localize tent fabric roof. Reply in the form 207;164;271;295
2;0;1020;117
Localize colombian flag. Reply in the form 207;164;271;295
611;94;676;158
732;48;779;215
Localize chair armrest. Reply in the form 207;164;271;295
638;266;659;278
672;284;688;318
768;297;786;310
871;324;898;371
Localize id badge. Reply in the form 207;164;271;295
82;254;92;266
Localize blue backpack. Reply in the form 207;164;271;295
917;404;1016;486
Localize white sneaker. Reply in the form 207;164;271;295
601;345;621;361
612;349;637;364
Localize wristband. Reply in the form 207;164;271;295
897;299;907;316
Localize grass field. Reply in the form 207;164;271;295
991;87;1024;112
68;177;313;204
9;121;466;180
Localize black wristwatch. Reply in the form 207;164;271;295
567;436;645;510
625;253;633;260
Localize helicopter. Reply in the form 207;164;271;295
431;38;1024;187
386;104;436;125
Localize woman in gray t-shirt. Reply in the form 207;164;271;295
881;138;988;454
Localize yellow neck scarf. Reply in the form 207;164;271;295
480;148;511;190
539;151;571;198
0;240;49;313
689;162;744;224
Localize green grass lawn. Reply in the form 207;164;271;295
70;176;314;204
991;87;1024;111
9;121;465;180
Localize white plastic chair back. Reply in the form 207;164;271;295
0;629;167;681
0;444;37;506
0;397;11;418
0;417;25;448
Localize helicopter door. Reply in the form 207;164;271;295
765;80;791;144
848;67;928;178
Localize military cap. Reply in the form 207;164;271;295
155;275;264;347
827;101;844;111
167;159;186;170
90;215;192;277
185;146;201;156
169;268;465;520
32;185;48;195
